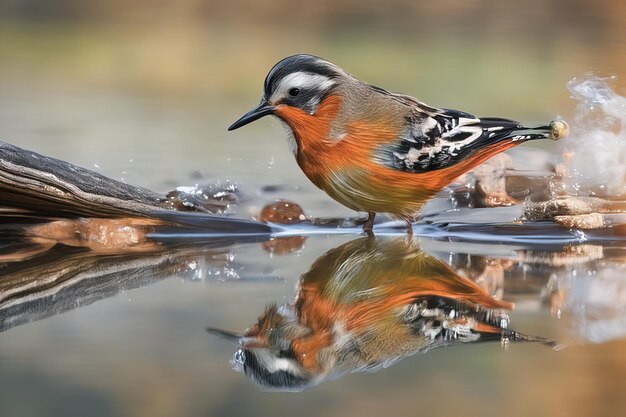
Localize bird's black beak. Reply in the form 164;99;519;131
206;327;243;341
228;99;275;131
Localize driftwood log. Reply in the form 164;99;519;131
0;141;166;217
0;141;272;234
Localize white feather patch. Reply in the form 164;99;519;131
270;71;335;103
280;120;298;155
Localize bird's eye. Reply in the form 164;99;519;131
277;347;296;359
288;88;300;97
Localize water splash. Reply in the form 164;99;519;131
564;75;626;196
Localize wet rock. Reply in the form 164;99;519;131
259;200;307;255
259;200;307;224
505;175;552;202
554;213;605;229
164;183;239;214
473;154;518;207
523;196;607;221
456;154;555;208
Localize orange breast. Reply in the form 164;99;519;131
274;96;344;185
275;96;405;204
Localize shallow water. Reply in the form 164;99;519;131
2;3;626;416
1;227;626;416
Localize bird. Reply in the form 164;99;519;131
228;54;568;234
207;237;554;391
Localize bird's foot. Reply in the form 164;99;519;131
362;212;376;236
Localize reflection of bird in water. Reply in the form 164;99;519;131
209;237;553;391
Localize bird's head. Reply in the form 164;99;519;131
209;303;321;392
228;54;348;132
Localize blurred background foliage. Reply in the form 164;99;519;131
1;0;625;114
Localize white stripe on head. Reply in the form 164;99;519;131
269;71;335;103
253;349;304;374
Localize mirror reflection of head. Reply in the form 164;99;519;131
221;237;550;392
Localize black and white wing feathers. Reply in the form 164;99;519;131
374;93;553;173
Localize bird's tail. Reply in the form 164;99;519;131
479;118;569;143
427;118;569;189
471;323;558;348
511;119;569;142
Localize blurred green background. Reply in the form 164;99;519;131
2;0;625;107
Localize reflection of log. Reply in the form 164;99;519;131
0;245;230;332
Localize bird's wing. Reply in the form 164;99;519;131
372;95;551;173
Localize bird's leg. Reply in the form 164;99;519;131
363;212;376;236
405;220;414;237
